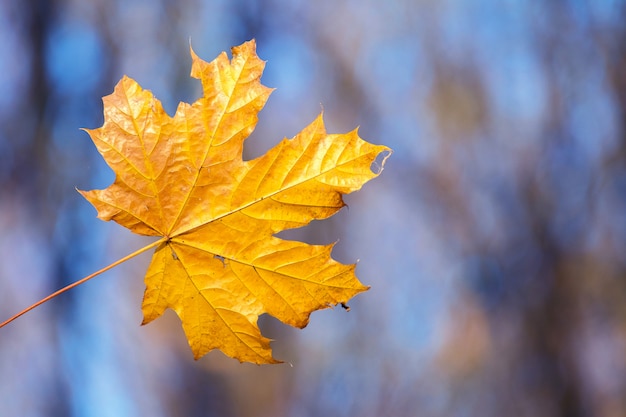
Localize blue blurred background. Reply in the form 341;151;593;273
2;0;626;416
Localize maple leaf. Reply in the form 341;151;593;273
78;40;390;364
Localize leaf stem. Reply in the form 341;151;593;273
0;237;166;329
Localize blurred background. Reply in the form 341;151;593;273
1;0;626;416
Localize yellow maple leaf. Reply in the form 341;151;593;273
78;40;390;364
